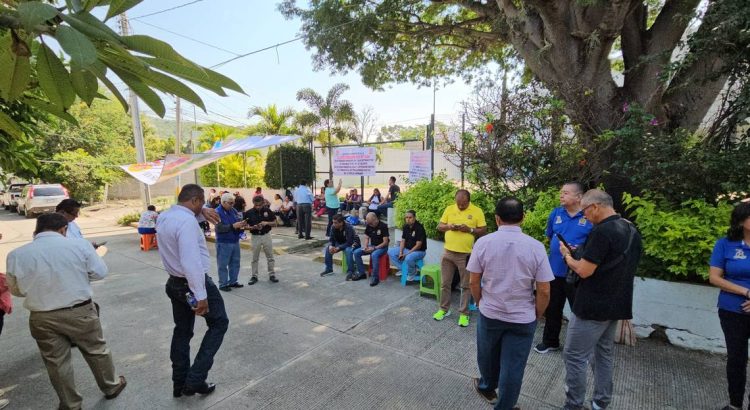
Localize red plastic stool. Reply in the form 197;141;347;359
367;252;390;281
140;233;158;251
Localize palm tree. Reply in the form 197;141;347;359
296;83;355;180
247;104;296;135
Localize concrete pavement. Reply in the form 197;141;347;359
0;208;731;409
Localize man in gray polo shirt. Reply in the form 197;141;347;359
467;197;553;409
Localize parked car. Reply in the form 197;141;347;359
16;184;69;218
3;183;28;211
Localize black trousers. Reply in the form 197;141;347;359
0;310;4;336
541;276;576;347
719;308;750;408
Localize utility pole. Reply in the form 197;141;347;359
118;13;151;207
175;97;182;193
461;111;465;187
192;104;199;184
430;83;436;180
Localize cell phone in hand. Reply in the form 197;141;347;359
555;233;573;253
93;241;107;249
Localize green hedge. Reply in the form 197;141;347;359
623;193;731;281
264;145;315;188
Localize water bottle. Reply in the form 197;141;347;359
185;292;198;309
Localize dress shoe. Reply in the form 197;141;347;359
305;236;312;240
345;272;353;281
230;282;244;288
182;382;216;396
298;235;304;239
248;277;258;285
105;376;127;399
219;286;232;292
269;275;279;283
319;269;334;277
173;386;183;398
370;279;379;287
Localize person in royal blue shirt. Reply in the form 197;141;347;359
535;182;593;354
709;201;750;410
214;193;247;291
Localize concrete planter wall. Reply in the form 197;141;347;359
396;229;725;353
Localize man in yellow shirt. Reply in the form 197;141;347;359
434;189;487;327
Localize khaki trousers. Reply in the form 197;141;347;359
251;234;275;277
29;302;119;410
440;250;471;315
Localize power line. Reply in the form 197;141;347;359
130;0;206;20
209;19;359;69
130;20;241;56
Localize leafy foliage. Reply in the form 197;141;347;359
623;193;733;281
264;144;314;189
0;0;243;176
118;211;141;226
40;149;114;201
247;104;297;135
519;187;561;244
196;124;265;188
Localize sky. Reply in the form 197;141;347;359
109;0;476;133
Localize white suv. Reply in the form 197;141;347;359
16;184;69;218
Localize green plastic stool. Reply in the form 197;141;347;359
341;254;348;273
419;264;441;303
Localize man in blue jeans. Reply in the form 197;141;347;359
353;212;390;286
467;197;553;410
214;193;247;291
156;184;230;398
388;210;427;282
320;214;361;279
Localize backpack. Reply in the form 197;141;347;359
345;215;360;226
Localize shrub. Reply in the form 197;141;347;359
520;187;560;244
623;193;732;281
118;212;141;226
264;145;315;188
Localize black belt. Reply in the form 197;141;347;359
50;299;92;312
168;275;189;283
251;232;268;236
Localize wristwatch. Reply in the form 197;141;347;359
470;228;475;234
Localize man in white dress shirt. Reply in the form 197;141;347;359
156;184;229;398
6;213;126;410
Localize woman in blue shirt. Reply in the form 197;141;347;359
709;202;750;410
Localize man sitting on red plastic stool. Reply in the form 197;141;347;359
353;212;390;287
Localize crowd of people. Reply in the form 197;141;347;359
2;180;750;410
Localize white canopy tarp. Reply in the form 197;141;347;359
120;135;301;185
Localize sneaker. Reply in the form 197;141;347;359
533;343;560;354
395;271;402;277
721;406;741;410
345;272;353;281
433;309;450;321
247;277;258;285
219;286;232;292
319;269;334;277
0;399;8;410
472;377;498;405
229;282;244;288
269;275;279;283
369;278;379;287
458;314;470;327
591;400;606;410
352;273;365;281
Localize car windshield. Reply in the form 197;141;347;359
10;187;23;192
34;187;65;196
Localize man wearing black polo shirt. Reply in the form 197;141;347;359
388;210;427;282
244;196;278;285
559;189;642;410
353;212;390;286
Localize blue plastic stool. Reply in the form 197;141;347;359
401;259;424;286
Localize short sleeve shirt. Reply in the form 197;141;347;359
389;184;401;201
440;203;487;254
325;187;340;208
546;207;593;277
244;207;275;235
710;238;750;313
466;226;554;323
573;215;641;321
365;221;390;247
402;221;427;251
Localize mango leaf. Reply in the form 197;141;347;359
36;43;76;109
83;0;110;13
109;69;165;117
23;97;79;125
17;2;59;33
88;61;129;111
98;49;206;111
105;0;143;21
138;56;226;96
122;35;191;63
69;63;98;105
61;12;122;45
0;33;31;100
0;110;24;139
54;25;98;67
203;66;244;94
